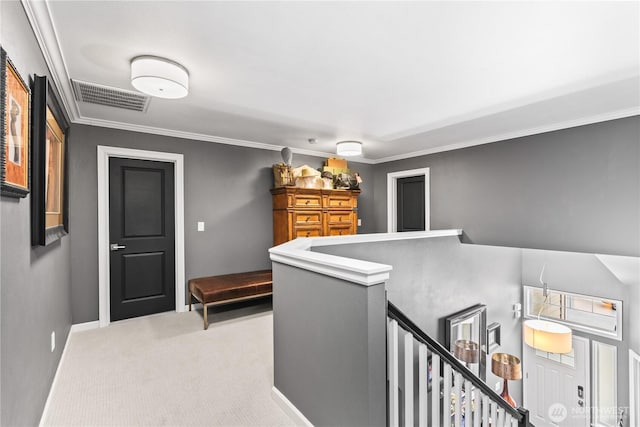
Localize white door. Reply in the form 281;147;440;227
523;336;590;427
631;350;640;427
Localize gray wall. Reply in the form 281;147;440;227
314;236;524;403
522;249;638;424
372;117;640;257
272;263;387;427
69;124;374;323
0;2;72;425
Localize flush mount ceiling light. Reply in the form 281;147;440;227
130;56;189;99
336;140;362;157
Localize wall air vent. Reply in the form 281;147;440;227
71;79;151;112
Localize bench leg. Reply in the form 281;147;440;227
204;304;208;330
189;291;192;311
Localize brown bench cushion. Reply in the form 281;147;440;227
189;270;273;302
188;270;273;329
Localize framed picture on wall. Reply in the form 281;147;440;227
30;74;69;246
1;47;31;198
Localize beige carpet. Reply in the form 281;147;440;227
42;301;297;427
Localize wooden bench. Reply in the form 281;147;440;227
188;270;273;330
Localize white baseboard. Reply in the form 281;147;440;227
70;320;100;332
271;386;313;427
38;327;72;427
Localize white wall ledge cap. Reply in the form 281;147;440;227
269;230;462;286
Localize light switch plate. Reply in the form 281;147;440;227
357;219;362;226
197;222;205;232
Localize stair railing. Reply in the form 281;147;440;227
387;301;532;427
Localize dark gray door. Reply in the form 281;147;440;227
397;175;425;232
109;158;175;321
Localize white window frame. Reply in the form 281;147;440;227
386;168;430;233
523;286;622;341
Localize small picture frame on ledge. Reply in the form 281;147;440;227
487;322;501;352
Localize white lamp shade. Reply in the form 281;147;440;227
336;141;362;157
131;56;189;99
523;319;572;354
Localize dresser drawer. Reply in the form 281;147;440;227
326;194;353;209
327;224;353;236
326;211;353;224
294;227;322;239
293;194;322;208
293;211;322;225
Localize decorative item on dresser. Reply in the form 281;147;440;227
270;187;360;246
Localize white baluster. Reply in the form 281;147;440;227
491;401;498;427
404;333;414;427
497;407;504;427
473;388;480;427
388;319;399;427
418;344;428;427
431;354;440;427
482;394;489;426
505;412;513;427
464;379;472;427
511;414;519;427
453;372;462;427
443;363;452;427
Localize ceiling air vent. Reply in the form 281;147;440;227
71;79;151;112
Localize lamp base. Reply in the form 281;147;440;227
500;378;517;407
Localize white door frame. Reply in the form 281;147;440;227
631;349;640;427
387;168;430;233
97;146;185;327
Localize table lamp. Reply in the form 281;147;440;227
454;339;479;367
491;353;522;407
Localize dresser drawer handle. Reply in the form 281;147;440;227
306;231;311;237
338;216;342;221
305;200;310;205
306;216;310;222
339;201;343;206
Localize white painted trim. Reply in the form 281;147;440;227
630;349;640;427
372;108;640;164
272;386;314;427
38;328;73;427
386;168;430;233
269;230;461;286
70;321;100;333
22;0;638;168
20;0;80;121
97;146;185;328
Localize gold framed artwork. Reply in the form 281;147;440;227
1;47;31;198
31;75;69;246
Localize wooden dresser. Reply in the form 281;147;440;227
270;187;360;245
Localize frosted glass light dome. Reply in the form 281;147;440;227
336;140;362;157
131;56;189;99
523;319;572;354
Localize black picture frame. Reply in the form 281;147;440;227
30;75;69;246
487;322;501;352
444;304;487;381
1;47;31;198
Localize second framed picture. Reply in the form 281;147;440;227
31;75;70;246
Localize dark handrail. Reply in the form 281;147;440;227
387;301;524;421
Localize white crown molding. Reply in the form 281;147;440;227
74;116;379;163
22;0;638;166
21;0;80;121
372;108;640;164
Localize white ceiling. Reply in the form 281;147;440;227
25;1;640;163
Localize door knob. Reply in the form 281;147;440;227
110;243;126;251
